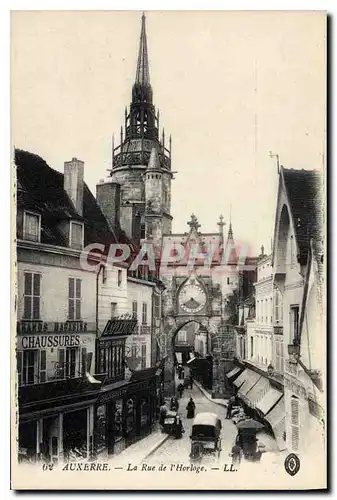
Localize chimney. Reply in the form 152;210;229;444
64;157;84;216
96;179;121;231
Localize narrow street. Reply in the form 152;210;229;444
146;380;237;467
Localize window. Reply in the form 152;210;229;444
57;347;79;379
23;212;40;242
140;223;146;239
68;278;81;320
270;297;273;324
118;270;123;287
265;299;268;323
275;340;284;373
70;221;84;250
66;348;78;378
251;337;254;358
131;345;137;359
142;303;147;325
17;350;38;385
141;344;146;369
291;397;300;451
39;350;46;382
111;302;117;319
23;273;41;320
227;277;230;285
274;289;283;324
290;306;299;343
132;301;138;320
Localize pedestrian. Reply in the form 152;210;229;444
186;397;196;419
177;383;184;399
226;401;233;419
174;416;184;439
189;376;194;389
231;443;242;466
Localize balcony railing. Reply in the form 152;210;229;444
19;362;83;387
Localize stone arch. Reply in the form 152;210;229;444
161;314;223;396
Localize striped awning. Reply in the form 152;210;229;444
265;397;286;451
256;387;283;415
238;370;261;398
226;366;241;379
245;376;270;407
233;369;248;389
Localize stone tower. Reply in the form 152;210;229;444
109;13;173;241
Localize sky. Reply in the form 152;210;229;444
11;10;326;255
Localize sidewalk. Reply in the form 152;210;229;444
194;380;229;408
108;428;170;466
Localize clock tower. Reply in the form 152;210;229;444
159;214;239;397
108;14;173;242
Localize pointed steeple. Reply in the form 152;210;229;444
135;13;150;86
225;208;237;265
111;13;172;175
146;147;161;171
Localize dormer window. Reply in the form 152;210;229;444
70;221;84;250
23;211;41;242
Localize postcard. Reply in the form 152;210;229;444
11;10;326;490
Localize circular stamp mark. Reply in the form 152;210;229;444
284;453;300;476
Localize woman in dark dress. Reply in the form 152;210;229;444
174;417;184;439
186;397;196;419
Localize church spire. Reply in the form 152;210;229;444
135;13;150;86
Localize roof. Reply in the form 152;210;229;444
282;168;323;263
15;148;131;248
192;412;221;427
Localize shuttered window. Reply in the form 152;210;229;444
39;350;46;382
23;273;41;320
142;303;147;325
291;397;300;451
132;301;138;320
68;278;81;320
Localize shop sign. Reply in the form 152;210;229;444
17;333;94;350
17;320;95;335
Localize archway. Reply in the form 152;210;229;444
161;314;226;397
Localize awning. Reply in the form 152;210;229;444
256;387;283;415
226;366;241;379
238;370;261;398
245;376;270;407
265;397;286;451
233;369;248;389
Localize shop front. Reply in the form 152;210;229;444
18;377;101;464
94;369;158;458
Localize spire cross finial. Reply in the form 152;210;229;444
187;213;200;231
135;12;150;86
217;214;226;232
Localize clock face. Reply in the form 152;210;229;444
178;280;207;314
